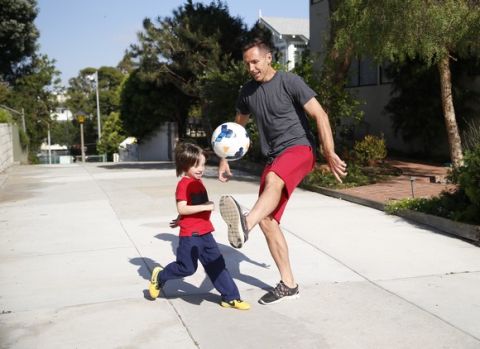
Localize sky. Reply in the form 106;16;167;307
35;0;310;86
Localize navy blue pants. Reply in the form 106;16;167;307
159;233;240;302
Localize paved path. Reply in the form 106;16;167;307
1;163;480;348
338;159;456;204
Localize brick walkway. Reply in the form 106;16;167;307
338;159;457;204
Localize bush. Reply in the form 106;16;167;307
457;144;480;207
386;144;480;225
353;134;387;166
0;109;13;123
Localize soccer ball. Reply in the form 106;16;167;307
211;122;250;161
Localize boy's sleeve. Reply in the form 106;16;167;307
175;180;188;202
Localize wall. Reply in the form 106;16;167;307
139;122;177;161
0;124;14;172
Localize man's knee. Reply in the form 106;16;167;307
259;216;279;235
264;171;285;192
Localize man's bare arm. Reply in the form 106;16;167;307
303;97;347;182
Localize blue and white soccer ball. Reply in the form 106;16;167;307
211;122;250;161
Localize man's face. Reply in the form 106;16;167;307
243;46;273;82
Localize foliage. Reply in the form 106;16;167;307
6;54;61;151
96;112;126;158
385;58;480;156
353;134;387;166
386;144;480;225
199;60;249;135
120;68;190;140
332;0;480;167
462;118;480;152
292;51;364;141
303;162;391;189
385;190;479;225
457;144;480;208
333;0;480;66
18;127;29;150
0;0;39;82
127;0;250;140
0;109;13;123
66;66;126;152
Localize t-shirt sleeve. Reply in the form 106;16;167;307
235;85;251;115
175;180;188;202
286;73;317;107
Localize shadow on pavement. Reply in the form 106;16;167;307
130;232;271;306
98;162;175;170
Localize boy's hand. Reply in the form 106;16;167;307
205;201;215;211
169;216;179;228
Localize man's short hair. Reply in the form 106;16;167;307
242;38;272;54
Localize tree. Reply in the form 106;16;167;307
120;68;190;140
6;54;61;150
96;112;126;159
0;0;39;82
66;66;126;152
385;57;480;158
333;0;480;167
127;0;248;139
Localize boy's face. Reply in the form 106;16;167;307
186;154;206;180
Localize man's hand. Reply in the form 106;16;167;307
325;152;347;183
218;158;232;182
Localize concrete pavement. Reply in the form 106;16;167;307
1;162;479;348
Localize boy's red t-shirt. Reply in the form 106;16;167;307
175;176;214;237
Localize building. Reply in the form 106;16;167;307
309;1;450;157
258;14;309;71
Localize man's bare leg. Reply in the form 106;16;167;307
259;216;295;288
245;171;284;231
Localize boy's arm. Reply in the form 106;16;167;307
176;200;214;215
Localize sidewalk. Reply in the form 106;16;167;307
1;163;479;348
338;159;456;204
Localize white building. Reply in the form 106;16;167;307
258;14;309;71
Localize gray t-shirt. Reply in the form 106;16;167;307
236;71;316;158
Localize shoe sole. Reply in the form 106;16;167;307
219;196;245;248
220;301;251;310
149;266;163;299
258;292;300;305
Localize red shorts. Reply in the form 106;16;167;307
259;145;315;223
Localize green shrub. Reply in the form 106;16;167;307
303;163;380;189
0;109;13;123
353;134;387;166
18;128;29;150
458;144;480;207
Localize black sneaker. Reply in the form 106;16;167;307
219;195;249;248
258;281;299;305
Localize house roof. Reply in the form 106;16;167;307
259;16;309;40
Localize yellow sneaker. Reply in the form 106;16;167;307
220;299;251;310
149;266;163;299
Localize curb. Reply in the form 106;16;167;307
303;183;480;244
209;158;480;244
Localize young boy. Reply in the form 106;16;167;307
149;143;250;310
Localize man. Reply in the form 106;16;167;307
218;38;347;305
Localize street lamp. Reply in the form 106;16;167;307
37;119;51;165
76;111;86;163
87;71;101;142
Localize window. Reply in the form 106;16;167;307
347;56;378;87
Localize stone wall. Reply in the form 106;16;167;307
0;124;14;173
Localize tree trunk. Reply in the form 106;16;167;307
437;55;463;168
